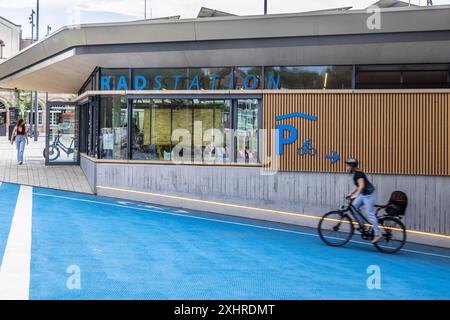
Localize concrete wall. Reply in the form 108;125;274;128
81;156;450;248
80;155;96;192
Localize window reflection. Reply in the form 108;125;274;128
193;100;231;163
265;66;352;89
236;99;258;163
131;99;233;163
99;96;128;159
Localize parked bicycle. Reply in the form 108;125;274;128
318;191;408;253
43;133;75;161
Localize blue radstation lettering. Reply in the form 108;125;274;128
99;68;281;91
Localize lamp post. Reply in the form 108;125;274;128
264;0;267;15
144;0;147;19
33;0;40;141
36;0;40;40
28;9;36;139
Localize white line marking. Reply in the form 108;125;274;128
34;192;450;260
0;186;33;300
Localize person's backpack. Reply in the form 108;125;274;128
385;191;408;216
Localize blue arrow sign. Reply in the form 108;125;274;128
324;151;340;164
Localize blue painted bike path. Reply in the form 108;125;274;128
0;182;20;262
26;185;450;300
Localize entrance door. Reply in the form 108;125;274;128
45;102;80;165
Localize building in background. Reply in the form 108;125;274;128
0;16;73;138
0;16;21;137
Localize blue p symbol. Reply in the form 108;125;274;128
276;124;298;156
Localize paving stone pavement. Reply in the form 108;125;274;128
0;136;93;194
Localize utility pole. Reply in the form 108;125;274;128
33;0;40;141
28;9;35;140
264;0;268;15
144;0;147;19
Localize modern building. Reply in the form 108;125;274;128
0;16;21;137
0;4;449;246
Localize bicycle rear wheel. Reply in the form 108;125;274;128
318;211;354;247
374;216;407;254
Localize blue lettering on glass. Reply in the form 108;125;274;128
100;76;111;90
99;69;288;91
210;74;220;90
134;75;147;90
188;75;200;90
173;75;183;90
117;76;129;90
243;74;258;90
153;75;163;90
267;73;281;89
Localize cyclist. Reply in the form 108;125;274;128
345;158;382;243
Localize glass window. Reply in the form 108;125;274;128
132;98;233;163
355;64;450;89
100;69;130;90
356;71;402;89
47;104;79;164
171;99;193;162
265;66;352;89
99;96;128;159
188;67;233;90
402;71;449;88
193;100;232;163
235;67;263;90
133;68;189;90
236;99;258;163
131;99;173;161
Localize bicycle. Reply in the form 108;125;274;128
298;139;317;156
317;197;407;253
43;133;75;161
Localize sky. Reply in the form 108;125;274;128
1;0;449;38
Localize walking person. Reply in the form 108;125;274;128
10;119;29;165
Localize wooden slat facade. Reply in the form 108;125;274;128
262;91;450;176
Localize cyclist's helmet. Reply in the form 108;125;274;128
345;158;359;167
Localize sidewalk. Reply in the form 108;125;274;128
0;136;92;194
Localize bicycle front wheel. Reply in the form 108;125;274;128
47;146;60;161
318;211;354;247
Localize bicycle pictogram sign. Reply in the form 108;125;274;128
298;139;317;157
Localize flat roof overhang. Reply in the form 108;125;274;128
1;5;450;94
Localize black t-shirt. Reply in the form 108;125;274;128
353;171;375;195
